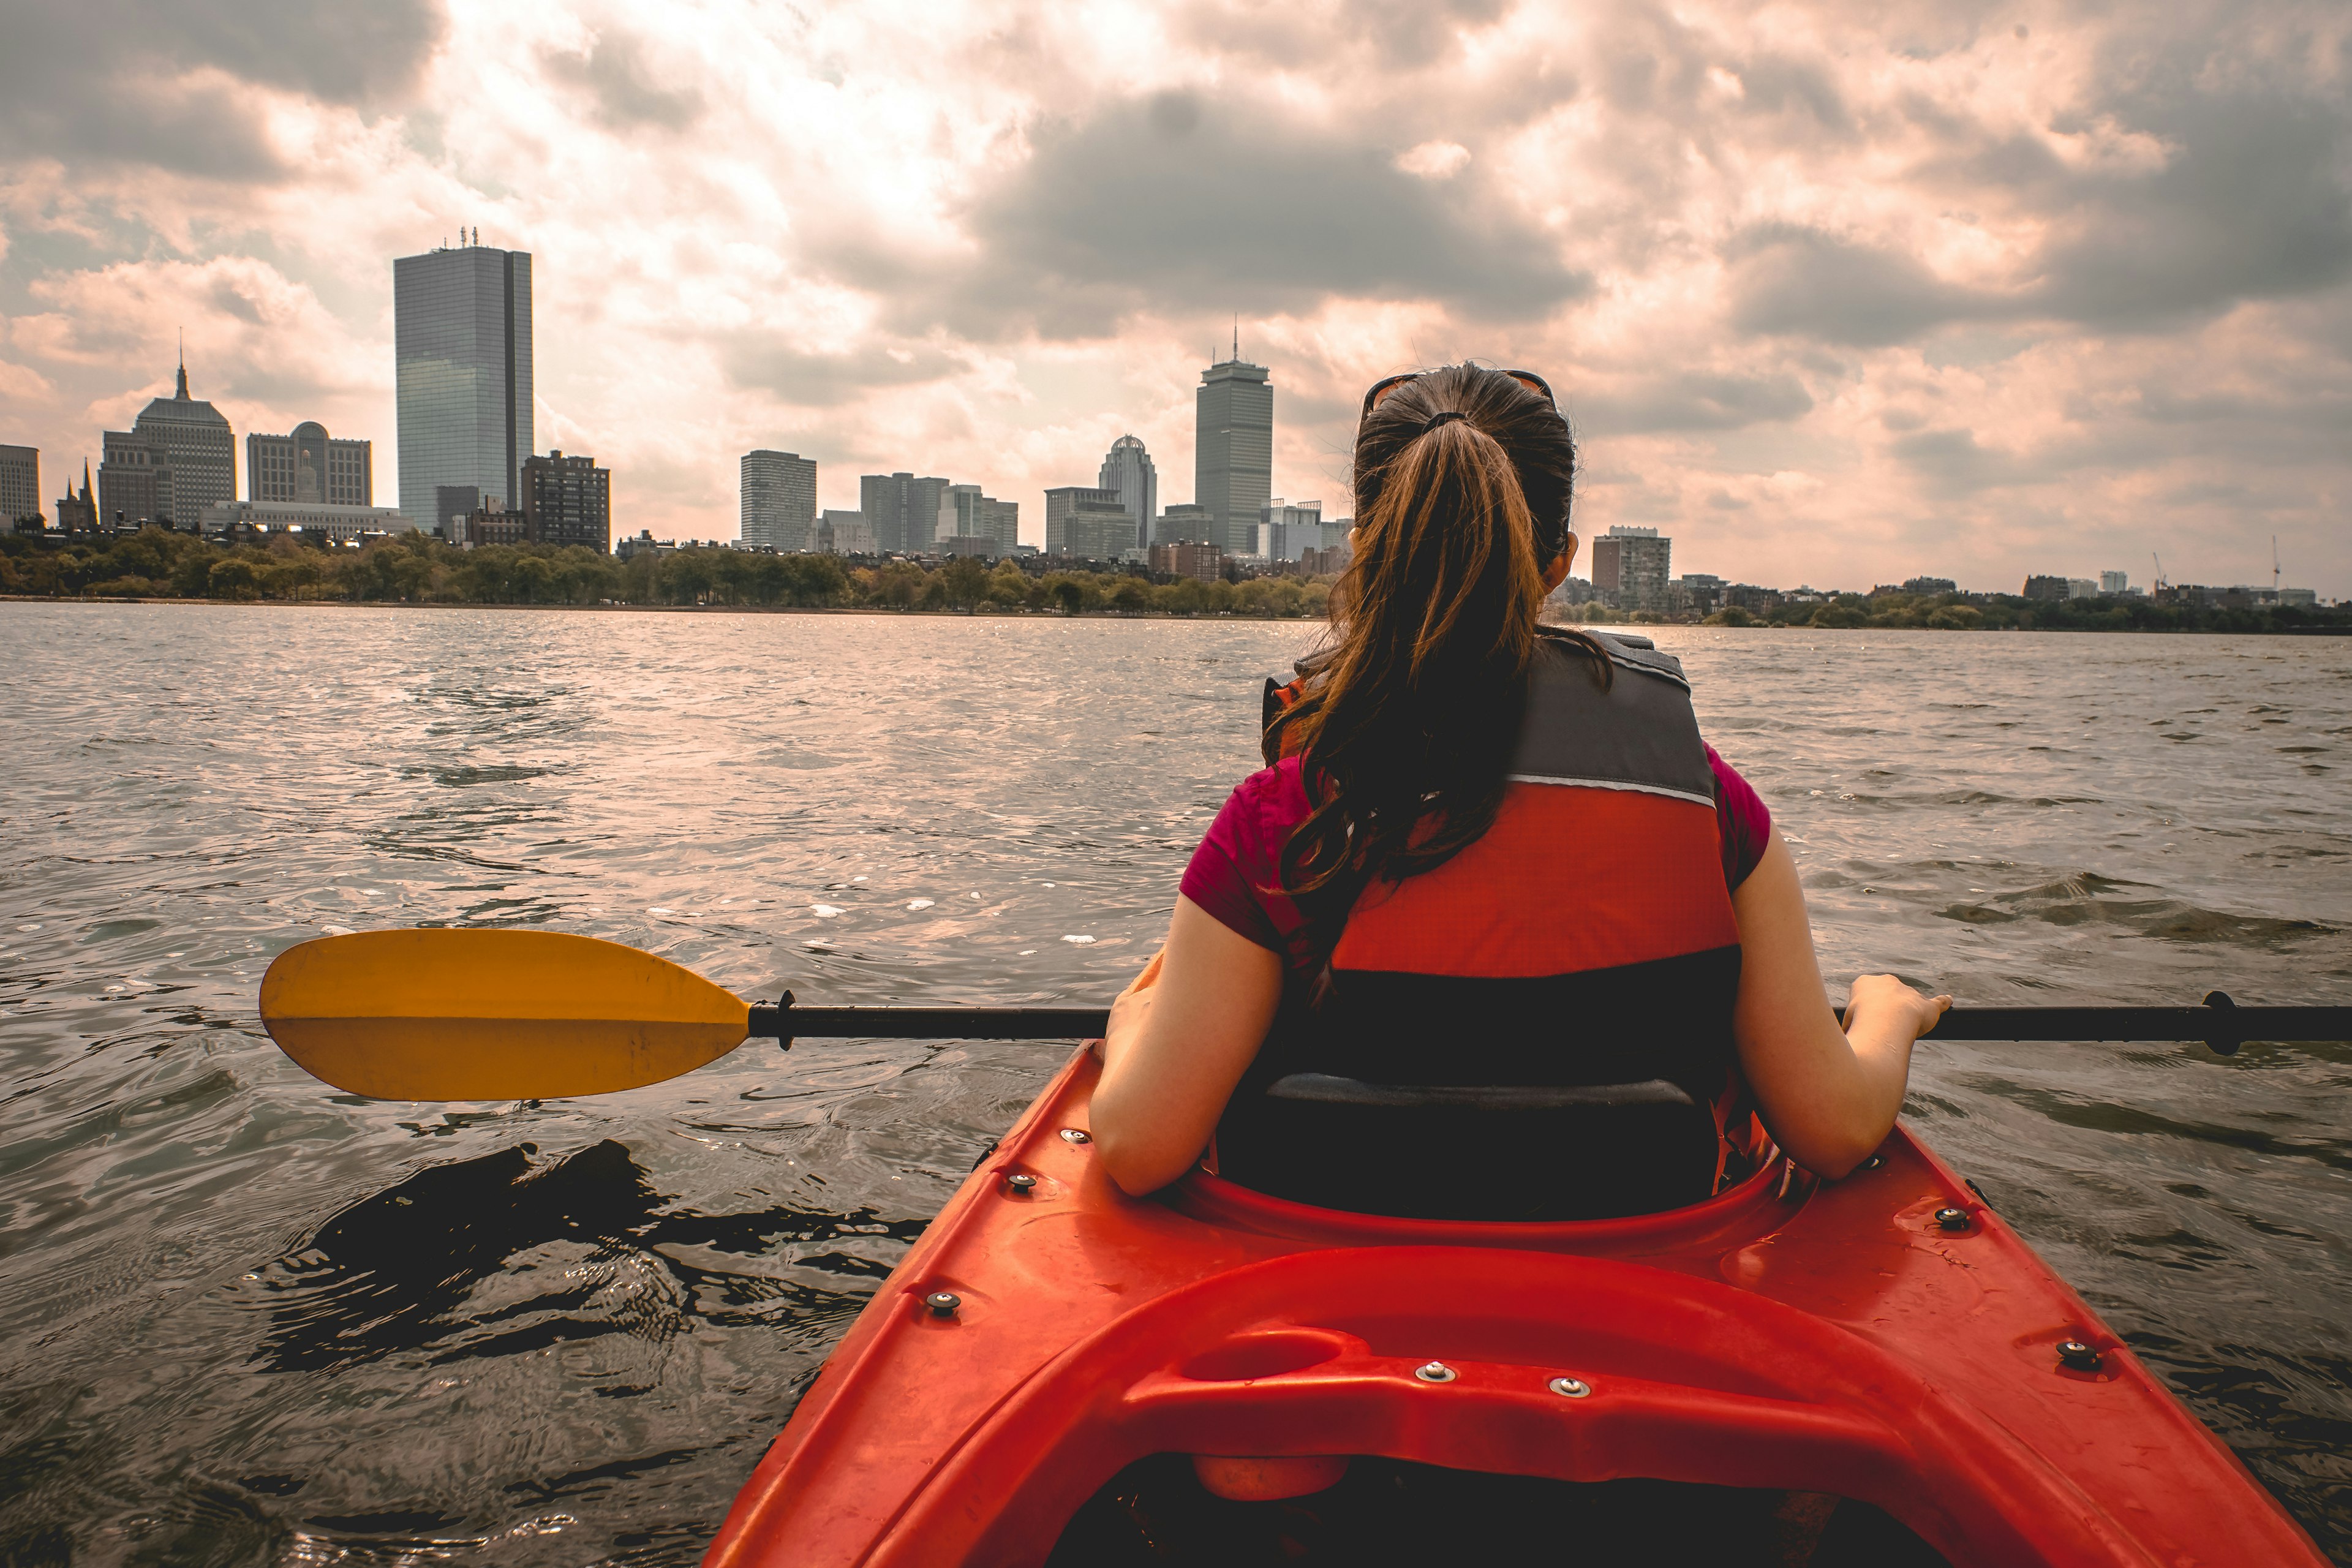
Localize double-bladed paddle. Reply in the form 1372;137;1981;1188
258;929;2352;1101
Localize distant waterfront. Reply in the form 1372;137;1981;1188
4;527;2346;633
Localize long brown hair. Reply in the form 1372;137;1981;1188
1276;364;1596;915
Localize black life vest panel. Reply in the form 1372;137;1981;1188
1221;631;1758;1220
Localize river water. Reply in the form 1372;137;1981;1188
1;604;2346;1566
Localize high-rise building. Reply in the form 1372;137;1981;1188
1150;541;1226;582
859;472;951;554
2100;570;2129;595
1098;434;1158;549
1156;502;1213;543
394;239;533;535
1196;349;1272;556
1257;498;1322;562
1045;486;1134;559
937;484;1019;557
55;461;97;532
99;360;235;529
0;445;37;522
248;422;372;506
1589;526;1670;611
519;451;611;551
741;450;817;551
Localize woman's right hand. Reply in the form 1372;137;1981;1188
1842;973;1950;1042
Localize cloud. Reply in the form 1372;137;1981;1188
541;28;704;132
938;88;1591;336
0;0;446;176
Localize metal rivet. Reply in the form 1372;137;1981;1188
2057;1340;2102;1372
1861;1155;1885;1170
1934;1206;1970;1232
1414;1362;1457;1384
924;1291;960;1318
1006;1172;1038;1194
1060;1128;1091;1145
1548;1376;1591;1398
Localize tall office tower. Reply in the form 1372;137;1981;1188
1196;348;1272;556
982;497;1019;555
1257;498;1322;562
858;472;951;554
1156;502;1213;543
55;461;97;531
741;449;817;551
935;485;1020;557
1098;434;1158;549
0;445;36;522
2100;570;2130;595
1590;526;1671;611
394;239;533;536
519;451;611;551
1044;486;1134;559
99;359;235;528
247;422;372;505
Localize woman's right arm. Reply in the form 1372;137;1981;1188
1729;826;1947;1178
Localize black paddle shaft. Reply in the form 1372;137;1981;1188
746;990;2351;1055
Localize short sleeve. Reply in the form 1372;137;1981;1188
1178;759;1311;955
1706;745;1772;891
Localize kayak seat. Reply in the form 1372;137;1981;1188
1213;1072;1724;1221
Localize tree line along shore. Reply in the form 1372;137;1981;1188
2;527;2345;634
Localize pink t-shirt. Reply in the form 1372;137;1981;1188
1179;745;1771;970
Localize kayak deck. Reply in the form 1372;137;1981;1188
706;1048;2325;1567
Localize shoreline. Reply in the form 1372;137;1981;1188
5;594;2347;633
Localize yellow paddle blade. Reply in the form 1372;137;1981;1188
260;929;751;1100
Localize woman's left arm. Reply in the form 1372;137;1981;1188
1090;895;1284;1195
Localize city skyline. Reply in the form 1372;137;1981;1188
0;3;2344;593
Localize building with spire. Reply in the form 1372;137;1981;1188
1195;334;1272;557
55;461;97;532
98;357;235;529
394;236;533;536
1098;434;1158;551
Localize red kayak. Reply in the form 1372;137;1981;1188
705;1047;2326;1567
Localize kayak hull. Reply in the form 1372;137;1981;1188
706;1048;2325;1567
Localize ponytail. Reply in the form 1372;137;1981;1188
1276;364;1591;916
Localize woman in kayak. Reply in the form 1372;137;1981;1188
1093;363;1947;1204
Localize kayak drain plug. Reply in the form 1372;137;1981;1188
2057;1340;2103;1373
1006;1173;1038;1194
1060;1128;1091;1144
1934;1207;1971;1232
1549;1377;1591;1399
924;1292;962;1319
1415;1362;1457;1384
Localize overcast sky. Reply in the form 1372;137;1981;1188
2;0;2346;592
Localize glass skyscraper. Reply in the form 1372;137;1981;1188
1195;353;1272;556
394;242;532;535
1098;434;1158;549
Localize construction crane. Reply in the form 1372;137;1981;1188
2274;535;2282;595
2151;551;2169;591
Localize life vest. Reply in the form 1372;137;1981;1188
1221;630;1764;1219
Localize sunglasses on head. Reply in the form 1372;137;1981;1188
1362;368;1556;417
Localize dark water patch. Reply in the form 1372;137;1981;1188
405;763;551;788
1994;1088;2352;1173
80;918;162;943
1935;874;2331;948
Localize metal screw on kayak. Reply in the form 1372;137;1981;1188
923;1292;961;1319
1414;1362;1457;1384
1548;1377;1591;1399
2057;1340;2103;1372
1060;1128;1091;1145
1006;1173;1038;1194
1861;1155;1885;1170
1935;1207;1970;1232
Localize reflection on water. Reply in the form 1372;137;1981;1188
1;605;2348;1563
